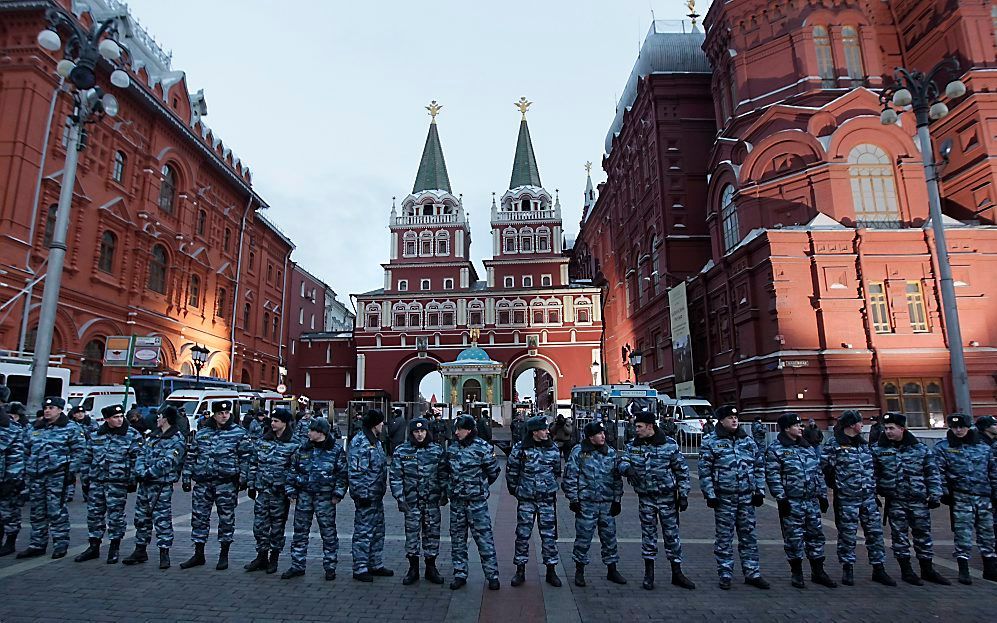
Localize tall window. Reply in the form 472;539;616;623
223;228;232;253
841;26;865;84
906;281;929;332
273;316;279;339
267;263;273;282
468;302;484;327
651;235;661;294
159;165;177;213
536;226;551;252
849;144;900;225
248;252;256;271
504;229;517;254
147;245;167;293
441;303;455;326
426;304;441;328
443;278;454;289
80;339;104;384
520;227;534;253
98;230;116;273
867;282;892;333
813;26;835;87
366;304;381;329
720;185;740;252
243;302;252;329
436;230;450;255
882;378;944;428
216;288;227;317
196;209;207;236
420;231;433;256
262;312;270;338
111;151;126;183
403;232;417;257
188;274;201;307
43;204;57;246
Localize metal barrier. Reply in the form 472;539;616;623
673;421;780;458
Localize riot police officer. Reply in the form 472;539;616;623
349;408;392;581
244;408;297;574
0;399;25;556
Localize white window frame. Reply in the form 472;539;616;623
504;276;514;288
421;279;431;291
522;276;533;288
443;278;454;290
540;274;552;287
398;279;408;292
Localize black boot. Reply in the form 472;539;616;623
488;577;500;590
180;543;206;569
841;563;854;586
719;576;732;590
872;563;896;586
282;567;305;579
122;544;148;566
982;556;997;582
266;550;280;575
745;575;771;589
106;539;120;564
606;563;627;585
789;559;805;589
0;532;18;557
370;566;394;577
810;558;837;588
898;558;923;585
642;559;655;590
16;546;46;559
353;571;373;582
216;542;230;570
424;557;444;584
575;562;586;587
918;559;950;585
159;548;170;570
670;561;696;590
244;550;268;572
402;555;419;585
449;577;467;590
511;563;526;587
957;558;972;585
545;564;562;587
74;538;101;563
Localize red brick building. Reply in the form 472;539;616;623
574;7;997;427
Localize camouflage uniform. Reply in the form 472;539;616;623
506;437;561;566
83;422;142;540
821;429;886;565
286;435;348;572
133;426;185;548
751;421;768;450
871;430;942;561
348;429;388;574
293;415;314;445
562;439;623;566
0;413;25;541
66;414;96;503
699;426;765;579
389;438;446;557
765;432;827;561
24;412;86;552
619;430;690;562
444;433;500;581
934;431;997;560
248;426;297;554
182;418;251;544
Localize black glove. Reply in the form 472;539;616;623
569;500;581;515
819;497;829;514
940;493;953;506
706;497;719;509
928;498;941;509
397;500;410;513
777;498;791;519
127;482;137;493
355;497;372;509
182;481;192;493
610;501;621;517
81;480;90;498
238;476;248;492
439;496;448;507
507;486;517;497
751;493;765;507
247;488;257;500
678;496;688;512
875;496;882;508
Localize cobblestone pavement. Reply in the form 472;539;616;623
0;457;995;622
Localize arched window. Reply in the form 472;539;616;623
497;301;512;326
503;228;518;254
419;231;433;256
223;227;232;253
403;231;417;257
263;312;270;338
273;315;279;340
536;226;551;253
650;234;661;294
43;204;57;246
159;164;177;213
366;303;381;329
147;245;168;293
393;303;407;328
575;297;593;324
520;227;534;253
441;302;456;327
111;151;126;183
243;302;252;329
531;299;545;325
426;303;441;328
546;299;562;325
848;144;899;225
436;230;450;255
720;185;740;252
98;230;116;273
248;251;256;270
512;300;527;325
841;26;864;84
407;303;423;328
467;301;484;327
80;339;104;385
188;274;201;307
813;26;834;87
216;287;227;317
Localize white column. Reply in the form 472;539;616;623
456;229;465;258
460;267;469;288
560;264;569;285
356;353;366;390
390;232;398;260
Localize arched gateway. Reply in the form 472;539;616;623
353;101;602;424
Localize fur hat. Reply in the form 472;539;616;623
409;417;430;434
838;410;863;428
308;417;331;435
455;414;477;431
715;405;739;421
634;409;655;425
159;406;180;425
271;408;293;424
882;412;906;428
975;415;997;432
584;420;606;438
211;400;232;414
101;404;125;419
947;413;972;428
363;408;385;429
777;412;803;431
44;396;66;409
526;415;548;433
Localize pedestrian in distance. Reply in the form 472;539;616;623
699;405;770;590
765;412;836;589
244;408;298;574
507;415;563;588
618;409;696;591
562;420;627;587
751;416;767;451
66;404;97;503
0;398;25;557
74;404;143;565
870;412;950;585
122;406;186;569
803;417;823;447
348;408;393;582
389;417;447;585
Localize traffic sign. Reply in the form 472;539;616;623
276;383;287;394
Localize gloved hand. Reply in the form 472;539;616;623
397;500;410;513
777;498;791;519
331;496;341;505
751;493;765;507
355;497;372;509
928;498;941;509
238;476;248;492
569;500;581;515
819;497;829;514
127;482;137;493
940;493;953;507
182;481;192;493
247;488;257;500
875;496;882;508
439;496;449;507
706;497;719;509
678;496;688;512
80;479;90;499
507;486;517;497
610;501;622;517
285;488;297;501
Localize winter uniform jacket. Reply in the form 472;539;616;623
389;439;446;506
871;430;942;503
562;439;623;504
506;436;561;501
135;426;186;484
24;413;86;477
821;428;877;501
0;412;25;488
933;430;997;499
443;431;500;502
348;429;388;502
249;425;297;490
699;425;765;499
765;432;826;501
83;422;143;484
618;429;691;498
289;435;348;498
182;416;251;485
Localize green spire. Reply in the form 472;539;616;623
412;101;451;193
509;97;542;189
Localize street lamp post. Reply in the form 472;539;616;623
27;8;130;411
629;350;643;384
879;58;972;416
191;344;210;389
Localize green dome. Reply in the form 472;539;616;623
456;346;491;362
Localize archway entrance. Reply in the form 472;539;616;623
399;360;439;403
461;378;481;403
419;371;443;405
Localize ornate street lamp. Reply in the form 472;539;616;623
629;349;643;384
879;58;971;415
27;8;131;411
191;344;210;388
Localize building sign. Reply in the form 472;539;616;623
131;336;162;367
668;282;695;398
103;336;133;367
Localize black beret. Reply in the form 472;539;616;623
44;396;66;409
777;412;803;431
211;400;232;413
882;412;906;427
455;414;477;431
271;408;293;424
715;405;739;421
947;413;972;428
584;420;605;438
409;417;429;433
363;408;385;429
635;409;655;425
838;410;863;428
101;404;125;418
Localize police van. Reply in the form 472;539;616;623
0;350;71;404
68;385;136;422
660;396;716;441
161;389;241;432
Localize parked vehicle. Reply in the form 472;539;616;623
68;385;136;421
0;350;71;404
660;396;716;442
161;389;242;431
129;373;248;419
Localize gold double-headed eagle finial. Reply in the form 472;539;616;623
426;100;443;123
469;328;480;344
515;96;532;120
686;0;699;28
585;161;593;174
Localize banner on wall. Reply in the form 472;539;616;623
668;282;695;398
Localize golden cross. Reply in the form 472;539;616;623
426;100;443;123
515;97;532;120
584;161;592;174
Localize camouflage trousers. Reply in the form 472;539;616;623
402;503;441;557
190;481;238;544
86;482;129;540
833;495;886;565
450;498;498;580
133;483;175;548
289;492;338;572
779;497;825;561
950;492;996;560
514;498;559;566
28;473;71;550
0;486;23;535
572;500;619;566
885;498;934;560
712;494;761;579
352;499;385;574
638;494;682;563
252;488;290;552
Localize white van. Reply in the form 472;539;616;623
660;396;716;439
162;389;241;431
238;390;284;417
68;385;136;422
0;350;71;405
